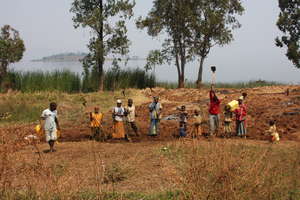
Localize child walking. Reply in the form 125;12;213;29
90;107;104;141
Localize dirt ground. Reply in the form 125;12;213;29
1;86;300;143
1;86;300;198
61;85;300;142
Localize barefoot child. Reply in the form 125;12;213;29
224;105;233;138
90;107;104;141
41;102;60;152
191;110;202;138
265;120;280;143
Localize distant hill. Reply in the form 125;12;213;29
32;53;87;62
32;53;145;62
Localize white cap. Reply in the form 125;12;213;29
117;99;122;104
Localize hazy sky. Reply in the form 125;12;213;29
0;0;300;83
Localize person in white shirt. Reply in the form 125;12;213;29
41;102;60;152
125;99;139;136
112;99;126;139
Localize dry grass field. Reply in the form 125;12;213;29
0;86;300;199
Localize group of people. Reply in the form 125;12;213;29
175;88;247;139
39;88;280;152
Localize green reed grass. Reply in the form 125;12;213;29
3;69;282;93
6;70;81;93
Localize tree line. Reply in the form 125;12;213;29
0;0;299;91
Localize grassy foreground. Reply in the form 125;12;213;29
0;139;299;200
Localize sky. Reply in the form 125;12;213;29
0;0;300;83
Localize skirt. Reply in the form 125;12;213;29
112;121;125;139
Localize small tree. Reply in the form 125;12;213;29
191;0;244;87
0;25;25;84
276;0;300;68
137;0;194;88
70;0;135;91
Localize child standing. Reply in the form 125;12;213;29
191;110;202;138
178;105;188;137
224;105;233;138
265;120;280;143
125;99;139;136
234;98;247;138
90;107;103;141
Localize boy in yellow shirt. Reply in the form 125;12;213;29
90;107;103;141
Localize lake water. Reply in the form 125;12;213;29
11;60;300;84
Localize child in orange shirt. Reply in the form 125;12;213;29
90;107;103;141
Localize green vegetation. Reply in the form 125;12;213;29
276;0;300;68
70;0;135;91
6;70;81;93
0;25;25;88
3;68;155;93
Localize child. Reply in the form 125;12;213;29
265;120;280;143
191;110;202;138
223;105;233;138
90;107;104;141
178;105;188;137
234;98;247;138
41;102;60;152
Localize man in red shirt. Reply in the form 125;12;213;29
209;88;221;136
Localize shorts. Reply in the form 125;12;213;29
45;129;57;142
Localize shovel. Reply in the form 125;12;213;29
211;66;216;89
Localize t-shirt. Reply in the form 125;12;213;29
90;112;103;127
41;109;57;131
126;105;136;122
209;91;221;115
113;107;125;122
193;115;202;125
179;111;188;123
149;102;163;120
234;104;247;121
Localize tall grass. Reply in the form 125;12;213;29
2;69;282;93
4;68;156;93
81;67;156;92
6;70;81;93
104;68;156;91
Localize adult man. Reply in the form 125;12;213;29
209;88;221;136
149;96;162;136
125;99;139;136
41;102;60;152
